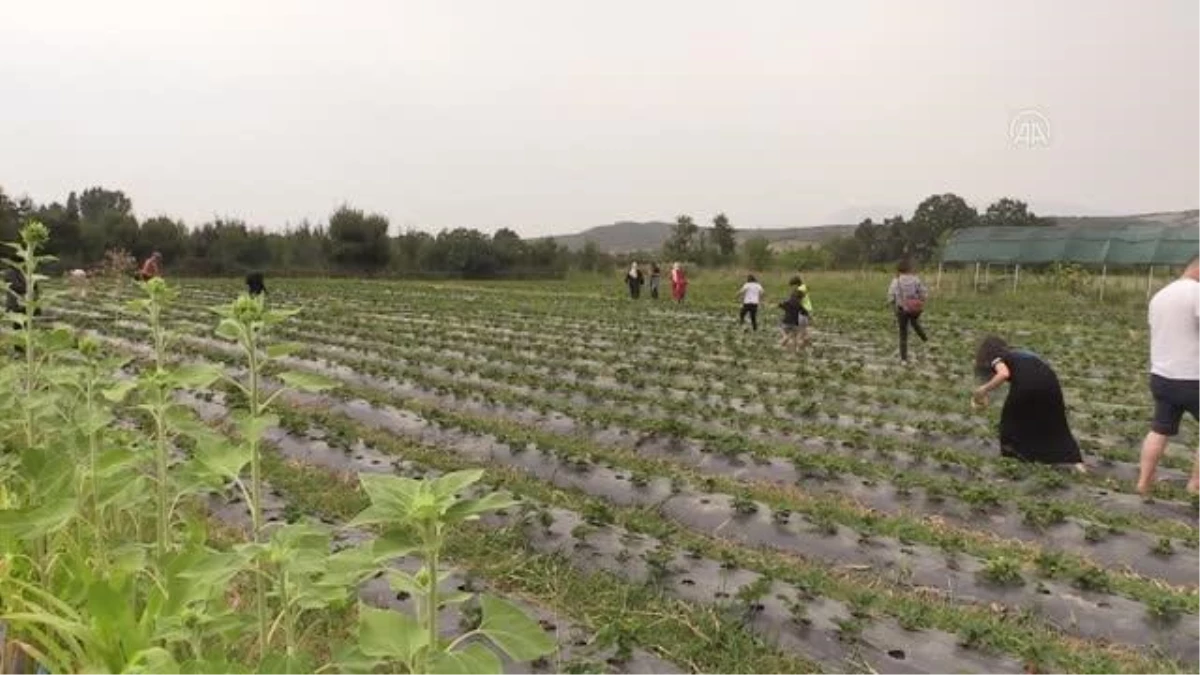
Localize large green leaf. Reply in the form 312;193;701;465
478;595;556;662
331;644;379;674
101;380;137;403
278;369;339;393
430;469;485;500
428;643;503;674
265;342;303;359
170;363;223;389
357;605;428;663
232;411;280;444
195;437;252;481
214;318;241;342
0;497;79;540
442;492;519;525
372;527;420;560
348;474;418;526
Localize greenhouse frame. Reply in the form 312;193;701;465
939;221;1199;297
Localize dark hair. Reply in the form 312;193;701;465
975;335;1009;380
897;258;914;274
746;274;757;282
788;276;802;286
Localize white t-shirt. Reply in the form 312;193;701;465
1148;277;1200;380
740;282;764;305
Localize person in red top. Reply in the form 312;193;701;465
670;262;688;303
139;251;163;281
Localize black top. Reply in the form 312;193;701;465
246;272;267;296
778;292;802;325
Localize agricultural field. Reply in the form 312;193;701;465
4;246;1199;672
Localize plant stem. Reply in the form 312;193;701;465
424;523;440;671
148;299;171;560
246;330;269;656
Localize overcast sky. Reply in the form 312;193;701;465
2;0;1197;236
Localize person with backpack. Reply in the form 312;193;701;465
887;259;928;363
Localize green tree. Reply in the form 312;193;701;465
906;194;977;261
78;186;138;263
138;216;188;263
664;214;698;260
741;236;774;270
491;228;528;274
0;187;21;244
980;198;1045;227
34;199;83;266
577;240;602;272
329;205;391;271
711;213;737;260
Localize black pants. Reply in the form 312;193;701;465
896;308;927;360
739;303;759;331
628;280;641;299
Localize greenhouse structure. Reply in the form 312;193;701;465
939;221;1199;297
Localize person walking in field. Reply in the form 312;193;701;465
791;275;814;322
737;274;764;331
670;262;688;303
649;263;662;300
887;259;928;363
778;287;810;352
1136;255;1199;496
68;268;89;298
246;271;267;297
625;262;644;299
139;251;163;281
972;335;1085;471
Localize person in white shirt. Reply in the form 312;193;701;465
1137;255;1200;496
737;274;765;331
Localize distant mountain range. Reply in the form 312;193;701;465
545;209;1199;253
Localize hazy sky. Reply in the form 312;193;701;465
2;0;1197;236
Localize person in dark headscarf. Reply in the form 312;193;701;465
972;335;1084;471
245;272;267;297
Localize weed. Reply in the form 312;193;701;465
980;556;1024;587
1151;537;1174;557
1072;566;1112;593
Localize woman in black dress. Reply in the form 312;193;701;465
972;336;1085;471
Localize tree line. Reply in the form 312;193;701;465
1;184;1045;277
0;185;573;278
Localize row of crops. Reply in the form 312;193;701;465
5;221;1199;673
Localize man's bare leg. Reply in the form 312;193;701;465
1137;431;1169;495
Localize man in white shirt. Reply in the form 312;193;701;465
737;274;765;332
1137;255;1200;496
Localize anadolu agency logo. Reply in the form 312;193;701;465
1009;109;1051;148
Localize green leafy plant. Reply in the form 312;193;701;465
980;556;1024;587
211;292;338;649
346;469;556;672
